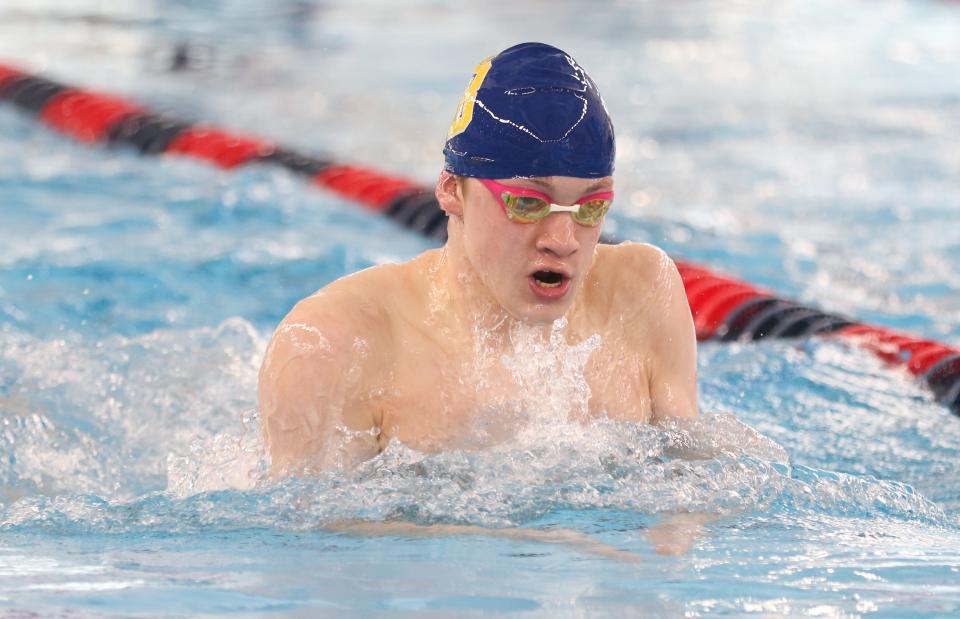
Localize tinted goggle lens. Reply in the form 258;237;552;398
501;192;612;226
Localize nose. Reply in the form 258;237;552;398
534;213;580;257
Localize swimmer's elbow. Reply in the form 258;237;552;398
257;336;339;475
659;404;699;422
258;323;382;476
651;391;699;422
258;378;324;474
257;285;391;476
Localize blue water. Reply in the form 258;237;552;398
2;0;960;616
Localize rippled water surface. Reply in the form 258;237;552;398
2;0;959;617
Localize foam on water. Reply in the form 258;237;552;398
1;316;954;540
0;318;265;501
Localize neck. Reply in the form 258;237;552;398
427;226;561;351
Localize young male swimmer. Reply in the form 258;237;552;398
259;42;698;474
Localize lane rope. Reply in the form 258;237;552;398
3;61;958;416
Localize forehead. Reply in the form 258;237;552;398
502;176;614;193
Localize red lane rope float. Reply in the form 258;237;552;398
2;60;958;415
0;64;23;88
40;89;142;143
312;165;422;212
838;325;958;376
675;262;773;340
165;126;274;169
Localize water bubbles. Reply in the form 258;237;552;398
4;404;950;537
165;409;268;499
275;321;329;355
498;317;601;424
0;318;266;503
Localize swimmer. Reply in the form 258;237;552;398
258;42;698;474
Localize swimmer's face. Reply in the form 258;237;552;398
457;175;611;324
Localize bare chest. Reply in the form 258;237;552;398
376;328;653;452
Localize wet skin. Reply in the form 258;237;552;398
258;172;698;474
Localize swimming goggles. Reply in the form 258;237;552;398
477;179;613;226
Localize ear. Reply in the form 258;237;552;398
435;171;464;218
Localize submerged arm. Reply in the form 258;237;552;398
327;520;640;563
646;512;716;555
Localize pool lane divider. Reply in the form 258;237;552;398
2;61;958;416
0;63;435;227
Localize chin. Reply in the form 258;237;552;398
514;300;573;326
489;278;580;326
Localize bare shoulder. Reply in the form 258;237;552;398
591;242;684;320
265;246;440;366
261;256;428;387
595;241;678;286
257;255;431;472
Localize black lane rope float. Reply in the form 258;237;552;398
2;62;958;416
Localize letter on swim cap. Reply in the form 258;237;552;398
448;56;494;140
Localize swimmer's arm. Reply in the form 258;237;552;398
258;299;383;475
327;520;640;563
622;251;707;551
648;255;699;420
646;512;716;555
640;258;713;552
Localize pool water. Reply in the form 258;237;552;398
2;0;960;616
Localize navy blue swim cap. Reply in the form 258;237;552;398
443;42;615;179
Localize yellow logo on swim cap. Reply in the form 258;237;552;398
447;56;493;140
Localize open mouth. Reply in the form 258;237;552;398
532;270;565;288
